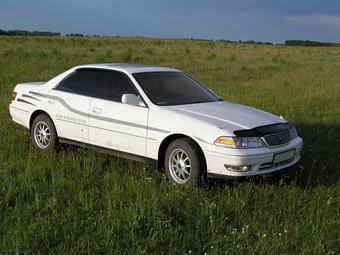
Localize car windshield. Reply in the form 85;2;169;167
133;72;220;106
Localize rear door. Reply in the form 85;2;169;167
88;70;149;157
45;69;100;143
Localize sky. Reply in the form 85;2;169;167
1;0;340;44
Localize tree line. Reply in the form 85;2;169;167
284;40;340;47
1;28;339;46
0;29;61;36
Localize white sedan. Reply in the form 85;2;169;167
9;64;303;185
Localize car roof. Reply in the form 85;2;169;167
73;63;180;74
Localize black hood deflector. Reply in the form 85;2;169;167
233;122;293;137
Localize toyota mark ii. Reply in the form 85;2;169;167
9;64;303;185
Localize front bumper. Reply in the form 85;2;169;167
204;137;303;178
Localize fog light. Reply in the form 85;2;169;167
225;165;250;171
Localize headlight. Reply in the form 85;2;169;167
289;126;298;140
215;137;265;148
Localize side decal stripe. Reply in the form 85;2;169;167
29;91;47;97
17;98;36;106
46;94;170;134
22;94;41;101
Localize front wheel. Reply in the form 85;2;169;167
165;138;204;186
31;114;58;152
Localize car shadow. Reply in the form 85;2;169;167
205;123;340;189
56;123;340;189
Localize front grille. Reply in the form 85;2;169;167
264;131;290;147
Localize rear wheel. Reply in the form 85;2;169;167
165;138;204;186
31;114;58;152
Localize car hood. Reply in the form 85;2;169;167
164;101;285;132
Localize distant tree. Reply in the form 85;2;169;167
0;28;60;36
66;33;84;37
284;40;340;47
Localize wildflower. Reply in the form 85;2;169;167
327;197;332;205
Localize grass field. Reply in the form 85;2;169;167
1;36;340;254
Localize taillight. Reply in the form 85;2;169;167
11;92;17;101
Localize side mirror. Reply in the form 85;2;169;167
121;94;145;107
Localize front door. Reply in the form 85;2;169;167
88;70;148;157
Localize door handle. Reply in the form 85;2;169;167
91;107;102;115
48;99;55;105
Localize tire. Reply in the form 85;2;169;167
31;114;58;152
165;138;204;186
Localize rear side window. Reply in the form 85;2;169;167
55;69;100;97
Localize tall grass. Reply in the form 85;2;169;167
1;36;340;254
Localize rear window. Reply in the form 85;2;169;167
55;69;99;97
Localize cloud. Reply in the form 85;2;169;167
286;15;340;29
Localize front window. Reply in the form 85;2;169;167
94;71;138;102
133;72;220;105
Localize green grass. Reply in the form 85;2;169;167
1;36;340;254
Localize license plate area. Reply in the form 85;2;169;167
273;149;296;164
